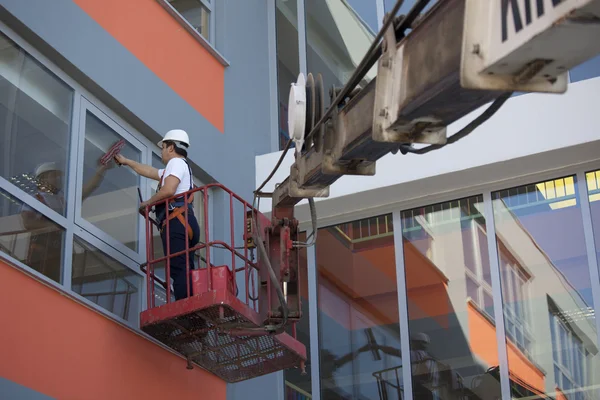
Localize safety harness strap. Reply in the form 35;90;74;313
157;158;195;241
161;205;194;240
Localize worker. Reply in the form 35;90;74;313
410;332;440;400
114;129;200;301
20;160;112;281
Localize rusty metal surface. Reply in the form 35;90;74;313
140;289;306;383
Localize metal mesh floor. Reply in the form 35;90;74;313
140;290;306;383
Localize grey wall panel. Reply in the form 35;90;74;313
0;0;273;200
222;0;274;160
227;371;284;400
0;377;55;400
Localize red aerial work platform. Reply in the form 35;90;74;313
139;184;306;383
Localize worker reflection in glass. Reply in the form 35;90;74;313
115;129;200;301
410;332;441;400
20;161;112;282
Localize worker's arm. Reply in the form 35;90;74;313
82;163;112;201
115;154;160;181
140;175;180;210
20;210;53;231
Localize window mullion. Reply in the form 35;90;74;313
0;176;68;228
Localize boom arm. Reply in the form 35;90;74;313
257;0;600;328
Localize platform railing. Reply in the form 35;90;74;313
140;183;266;312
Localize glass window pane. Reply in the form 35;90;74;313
402;195;505;399
80;112;141;251
384;0;436;16
493;176;600;398
71;235;141;324
0;33;73;216
586;169;600;280
346;0;379;34
316;214;401;399
284;232;312;397
276;0;299;150
305;0;377;110
0;187;65;283
168;0;210;40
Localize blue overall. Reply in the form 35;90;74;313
155;160;200;301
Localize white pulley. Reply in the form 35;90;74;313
287;73;307;154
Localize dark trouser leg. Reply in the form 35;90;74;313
160;210;201;301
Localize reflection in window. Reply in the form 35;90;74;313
493;176;600;399
72;236;141;324
276;0;300;150
586;170;600;268
0;32;73;217
402;196;504;400
0;188;65;283
384;0;435;16
168;0;211;41
316;214;401;399
80;112;141;251
284;232;312;398
305;0;378;109
549;308;593;399
346;0;379;34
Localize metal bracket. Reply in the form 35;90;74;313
372;13;447;145
320;102;377;177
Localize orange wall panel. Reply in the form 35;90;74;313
467;302;545;394
73;0;225;132
0;260;226;400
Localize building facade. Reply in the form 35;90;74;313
1;0;600;399
263;1;600;399
0;0;278;398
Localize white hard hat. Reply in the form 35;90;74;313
157;129;190;148
411;332;430;344
35;162;60;177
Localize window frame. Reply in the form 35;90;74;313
550;311;591;394
298;162;600;400
71;227;145;327
463;219;495;320
157;0;228;66
74;97;149;265
0;21;212;332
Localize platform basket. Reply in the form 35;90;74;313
140;183;306;383
141;289;306;382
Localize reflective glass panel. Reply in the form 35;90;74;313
493;176;599;399
305;0;378;109
168;0;211;40
276;0;300;150
72;235;141;324
80;112;142;252
317;214;402;399
0;187;65;283
586;169;600;271
402;195;504;399
0;32;73;217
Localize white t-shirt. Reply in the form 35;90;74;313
157;158;192;196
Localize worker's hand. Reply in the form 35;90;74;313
139;201;150;216
114;154;129;166
97;160;115;173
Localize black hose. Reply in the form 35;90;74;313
400;92;513;155
253;228;289;333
